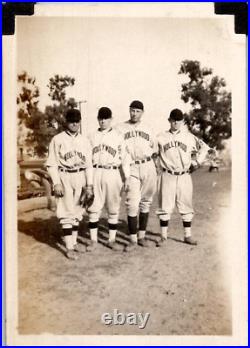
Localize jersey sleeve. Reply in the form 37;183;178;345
193;135;210;165
120;139;131;179
45;137;61;186
150;130;158;156
85;137;93;168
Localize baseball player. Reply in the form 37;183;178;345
116;100;158;251
87;107;131;251
156;108;210;246
46;109;93;260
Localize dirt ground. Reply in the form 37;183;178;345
17;168;231;336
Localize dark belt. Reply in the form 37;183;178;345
59;167;85;173
133;156;152;165
93;164;120;170
163;168;189;176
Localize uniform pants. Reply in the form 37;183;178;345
126;161;157;216
56;171;86;226
157;171;194;221
88;169;123;222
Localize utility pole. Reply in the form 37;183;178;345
78;100;87;134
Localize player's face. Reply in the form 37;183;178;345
129;108;143;124
169;119;183;132
98;117;112;131
66;121;80;134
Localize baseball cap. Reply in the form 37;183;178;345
65;109;81;122
129;100;144;111
169;108;184;121
98;107;112;119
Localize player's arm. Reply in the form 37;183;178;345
193;136;210;166
84;138;94;187
46;138;64;197
152;135;161;175
120;141;131;192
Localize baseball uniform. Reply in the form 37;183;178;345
156;109;210;245
86;107;131;251
116;108;158;248
46;127;93;254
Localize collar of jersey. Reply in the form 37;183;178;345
65;130;80;137
98;127;112;133
169;129;181;135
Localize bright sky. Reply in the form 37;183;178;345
16;3;240;135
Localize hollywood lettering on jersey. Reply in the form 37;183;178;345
61;150;86;162
93;144;117;158
124;130;150;141
161;141;187;152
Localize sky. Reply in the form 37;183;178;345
16;3;242;135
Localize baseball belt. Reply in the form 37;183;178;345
163;168;189;176
132;156;152;165
59;167;85;173
93;164;120;170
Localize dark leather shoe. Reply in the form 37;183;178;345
184;237;198;245
138;238;150;247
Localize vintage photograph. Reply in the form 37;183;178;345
4;2;247;346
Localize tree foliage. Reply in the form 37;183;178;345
17;72;77;157
179;60;231;150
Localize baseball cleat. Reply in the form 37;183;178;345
138;238;150;247
124;241;138;252
184;237;198;245
106;241;120;251
86;241;100;252
156;237;167;247
66;249;79;260
74;244;86;253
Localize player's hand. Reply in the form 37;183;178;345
53;184;64;198
123;178;130;193
81;185;95;209
155;166;162;176
189;160;200;173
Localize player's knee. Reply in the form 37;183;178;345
158;213;170;221
108;214;119;224
181;213;194;222
127;206;139;216
89;213;99;222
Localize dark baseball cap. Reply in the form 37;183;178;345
65;109;81;122
169;108;184;121
98;107;112;119
129;100;144;111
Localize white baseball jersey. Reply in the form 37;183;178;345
156;128;210;172
46;130;92;185
115;120;157;161
88;127;130;175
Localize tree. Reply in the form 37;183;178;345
17;72;41;157
44;75;77;135
17;73;78;157
178;60;231;150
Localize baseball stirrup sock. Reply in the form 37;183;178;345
130;234;138;243
72;225;79;245
89;221;98;242
160;220;169;239
139;212;149;231
183;221;192;238
108;224;118;242
62;227;72;236
128;216;137;235
64;235;74;250
138;230;145;240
